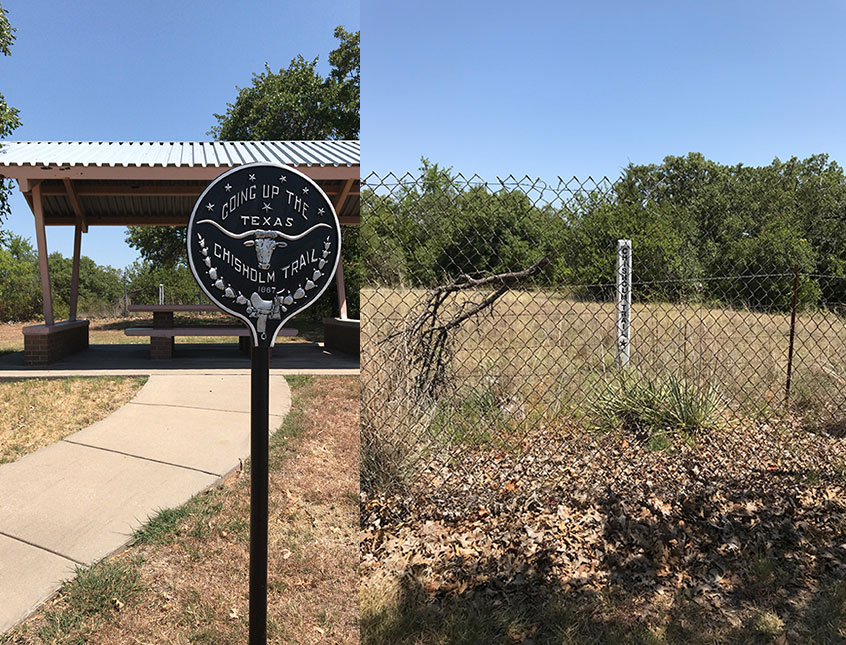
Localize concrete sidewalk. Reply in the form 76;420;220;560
0;373;292;634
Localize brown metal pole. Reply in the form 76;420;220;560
32;183;54;326
785;266;799;405
69;223;83;321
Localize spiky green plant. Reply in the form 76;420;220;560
595;371;723;447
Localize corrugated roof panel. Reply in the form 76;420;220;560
43;194;73;217
232;141;252;165
218;141;236;166
0;141;359;172
265;141;294;165
256;141;279;164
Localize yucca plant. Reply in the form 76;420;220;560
595;371;723;447
657;373;722;435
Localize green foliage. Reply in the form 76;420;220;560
48;252;123;318
0;2;14;56
123;260;203;305
0;234;130;321
0;2;22;226
208;26;359;140
124;225;186;268
327;26;360;139
364;153;846;310
363;159;565;287
0;234;39;320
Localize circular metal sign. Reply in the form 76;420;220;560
187;163;341;347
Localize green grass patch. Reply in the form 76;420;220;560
34;559;144;643
267;375;316;454
428;380;523;449
132;494;224;546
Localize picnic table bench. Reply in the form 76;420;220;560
125;304;296;359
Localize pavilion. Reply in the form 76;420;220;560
0;140;360;364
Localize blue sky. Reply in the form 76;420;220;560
363;1;846;182
1;0;358;269
4;1;846;270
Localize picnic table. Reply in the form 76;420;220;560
125;304;296;359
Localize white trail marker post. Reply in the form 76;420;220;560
616;239;632;367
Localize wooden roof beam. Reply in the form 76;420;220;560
62;178;89;233
43;183;204;197
38;182;350;198
41;214;362;226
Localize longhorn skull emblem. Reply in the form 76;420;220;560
196;219;332;270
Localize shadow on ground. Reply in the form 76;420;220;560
362;472;846;644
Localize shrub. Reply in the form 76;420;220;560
595;371;723;446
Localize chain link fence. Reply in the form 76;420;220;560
361;162;846;509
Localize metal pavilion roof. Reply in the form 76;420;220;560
0;141;360;226
0;140;359;169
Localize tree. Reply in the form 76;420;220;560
48;252;124;318
126;26;360;269
326;26;360;140
123;260;203;306
363;153;846;310
0;2;22;227
125;226;186;269
0;234;39;321
208;26;359;141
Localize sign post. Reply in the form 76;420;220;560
187;163;341;644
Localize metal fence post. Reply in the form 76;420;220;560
616;239;632;367
785;266;799;404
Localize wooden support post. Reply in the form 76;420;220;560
63;178;88;322
335;255;348;320
69;223;83;321
332;179;354;320
32;183;54;326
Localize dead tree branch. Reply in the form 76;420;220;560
381;257;549;400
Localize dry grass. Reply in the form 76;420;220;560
363;287;846;399
361;287;846;489
4;376;359;644
0;376;146;464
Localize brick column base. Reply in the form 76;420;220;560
23;320;90;365
150;335;174;359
